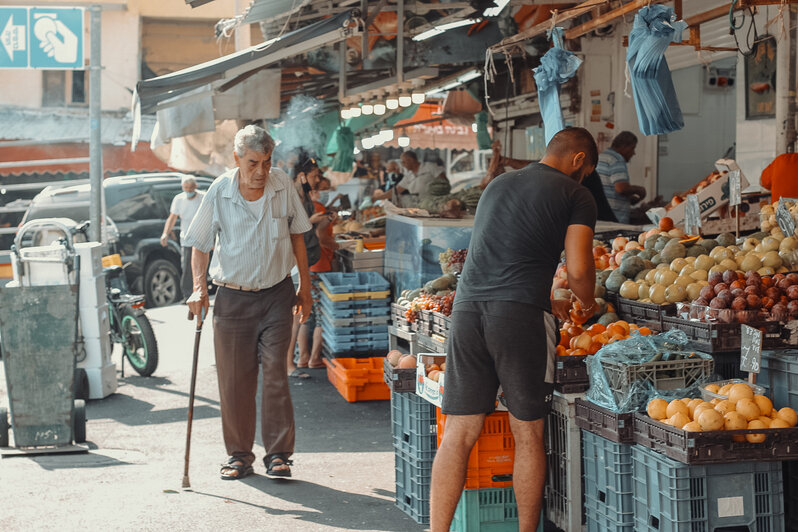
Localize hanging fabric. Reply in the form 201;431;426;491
627;5;688;136
330;126;355;173
533;27;583;145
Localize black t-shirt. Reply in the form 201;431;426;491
456;163;597;312
582;170;618;223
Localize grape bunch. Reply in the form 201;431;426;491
439;248;468;275
405;291;456;321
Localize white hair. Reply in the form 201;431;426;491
181;175;196;186
234;125;275;157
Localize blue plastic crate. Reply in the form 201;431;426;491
321;331;389;353
758;350;798;410
585;495;635;532
319;299;391;319
582;430;634;525
319;312;391;329
317;271;390;293
391;391;437;462
319;316;389;337
631;444;785;532
394;447;433;524
451;488;543;532
319;296;391;310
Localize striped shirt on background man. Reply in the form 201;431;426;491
183;166;312;290
596;148;632;224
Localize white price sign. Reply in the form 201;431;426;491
729;170;741;207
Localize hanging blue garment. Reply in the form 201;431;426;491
330;126;354;173
627;5;688;136
533;27;582;145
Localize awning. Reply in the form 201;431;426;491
134;9;359;115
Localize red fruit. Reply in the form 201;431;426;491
708;272;723;286
773;303;789;321
714;283;729;295
737;271;746;280
746;295;762;309
723;270;738;285
731;297;748;311
717;289;733;303
788;285;798;300
746;271;761;284
789;300;798;318
773;274;786;285
779;278;794;291
731;288;746;298
766;287;782;300
729;280;746;291
710;297;728;309
744;284;760;296
699;286;715;301
762;296;775;310
788;273;798;284
694;298;710;307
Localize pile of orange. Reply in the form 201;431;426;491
557;320;652;357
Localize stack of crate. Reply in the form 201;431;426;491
318;272;391;402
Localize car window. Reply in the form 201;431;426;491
107;186;161;222
24;203;90;223
152;185;183;216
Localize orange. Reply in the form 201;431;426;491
746;420;767;443
659;216;675;231
614;320;631;334
666;399;689;419
647;398;668;420
588;342;601;355
777;407;798;427
588;323;607;335
753;395;773;417
728;383;755;403
639;327;653;336
555;345;567;357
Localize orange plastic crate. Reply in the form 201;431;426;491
437;409;515;488
325;357;390;402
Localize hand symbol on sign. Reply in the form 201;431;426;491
35;16;78;64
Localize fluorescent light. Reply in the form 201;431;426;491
362;104;374;115
341;108;352;119
349;106;361;118
398;136;410;147
399;94;412;107
386;97;399;110
457;71;482;84
412;18;480;41
374;103;386;115
411;91;425;105
424;69;483;96
362;137;374;149
471;123;478;133
483;0;510;17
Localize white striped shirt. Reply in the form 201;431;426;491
184;167;312;290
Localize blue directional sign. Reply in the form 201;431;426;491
0;6;84;69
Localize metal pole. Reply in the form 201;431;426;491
397;0;403;83
775;7;791;155
89;5;103;243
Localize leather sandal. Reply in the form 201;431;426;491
264;454;293;478
220;457;253;480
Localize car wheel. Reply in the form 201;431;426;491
144;259;180;307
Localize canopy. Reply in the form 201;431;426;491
627;5;688;136
533;27;582;145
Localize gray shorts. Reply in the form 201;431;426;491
441;301;556;421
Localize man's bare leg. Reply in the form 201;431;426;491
508;414;546;532
430;414;485;532
285;311;301;375
308;326;324;367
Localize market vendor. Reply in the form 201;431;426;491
761;153;798;202
430;127;598;532
371;150;448;201
185;125;313;481
597;131;646;224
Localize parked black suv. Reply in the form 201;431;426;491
21;173;214;307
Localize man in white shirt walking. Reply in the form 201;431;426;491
160;175;205;302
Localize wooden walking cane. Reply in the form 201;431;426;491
183;307;205;489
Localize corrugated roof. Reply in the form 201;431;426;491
0;106;157;145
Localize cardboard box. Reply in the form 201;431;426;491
700;193;765;235
647;159;751;226
415;353;507;410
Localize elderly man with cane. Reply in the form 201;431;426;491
184;125;313;480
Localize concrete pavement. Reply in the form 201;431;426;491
0;302;426;532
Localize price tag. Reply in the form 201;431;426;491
729;170;741;206
740;324;763;374
777;198;796;236
685;194;701;234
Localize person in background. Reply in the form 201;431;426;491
185;125;313;480
160;175;205;302
761;153;798;202
382;160;404;191
372;150;448;201
596;131;646;224
429;127;598;532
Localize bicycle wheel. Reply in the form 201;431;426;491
120;308;159;377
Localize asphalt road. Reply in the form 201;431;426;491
0;302;425;532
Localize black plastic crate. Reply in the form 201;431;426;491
710;352;746;380
613;297;675;327
383;357;416;393
785;461;798;531
556;355;589;385
661;316;783;353
416;333;448;354
574;398;635;444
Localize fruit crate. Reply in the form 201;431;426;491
437;409;514;489
710;351;747;380
324;357;390;402
394;446;432;525
321;331;389;354
317;271;390;293
757;350;798;410
388;325;418;356
633;412;798;465
322;344;383;360
597;351;714;410
451;487;543;532
391;391;437;461
416;332;448;354
555;354;589;394
784;461;798;531
544;391;584;532
660;316;783;353
431;311;451;336
321;298;391;319
582;430;634;531
416;310;433;337
611;296;675;327
319;312;390;329
631;444;785;532
574;398;635;444
383;357;416;393
391;303;415;332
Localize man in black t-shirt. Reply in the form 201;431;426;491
429;127;599;532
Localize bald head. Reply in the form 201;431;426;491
540;127;598;183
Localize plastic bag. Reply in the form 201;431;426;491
533;27;582;145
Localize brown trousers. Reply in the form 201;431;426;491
212;277;296;467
